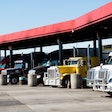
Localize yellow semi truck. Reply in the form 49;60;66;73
43;56;98;88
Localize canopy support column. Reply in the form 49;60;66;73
4;49;7;58
97;32;102;64
57;39;63;65
93;37;97;56
8;46;13;68
0;50;1;61
40;45;43;53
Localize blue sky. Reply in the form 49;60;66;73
0;0;111;35
0;0;111;55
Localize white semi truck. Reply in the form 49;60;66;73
93;64;112;96
87;52;112;96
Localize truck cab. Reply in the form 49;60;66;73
1;59;28;84
28;59;59;85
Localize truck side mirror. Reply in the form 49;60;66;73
63;59;68;65
81;60;86;66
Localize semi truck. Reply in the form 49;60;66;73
1;59;28;84
87;51;112;96
0;54;23;73
29;59;59;85
87;44;112;87
93;52;112;96
93;64;112;96
87;51;112;88
43;56;98;88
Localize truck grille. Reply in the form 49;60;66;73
8;70;15;75
94;70;109;84
47;69;55;78
87;70;95;80
98;70;108;79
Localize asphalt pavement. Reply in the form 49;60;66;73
0;85;112;112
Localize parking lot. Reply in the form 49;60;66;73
0;85;112;112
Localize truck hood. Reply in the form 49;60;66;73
29;65;48;75
2;67;19;71
58;65;76;74
90;66;100;71
90;64;112;71
32;65;47;70
1;67;21;74
101;65;112;70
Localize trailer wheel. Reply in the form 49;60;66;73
11;78;18;84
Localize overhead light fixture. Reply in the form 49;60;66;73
104;27;108;30
72;29;74;33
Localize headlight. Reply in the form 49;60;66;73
37;75;41;79
107;84;112;90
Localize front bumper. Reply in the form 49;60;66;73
43;78;60;86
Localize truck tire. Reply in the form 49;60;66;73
82;78;87;88
62;76;70;88
107;92;112;96
11;77;18;84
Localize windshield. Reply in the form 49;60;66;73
41;60;51;66
0;63;6;69
69;60;78;65
107;56;112;64
40;60;58;66
109;78;112;83
51;60;58;66
14;63;23;68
